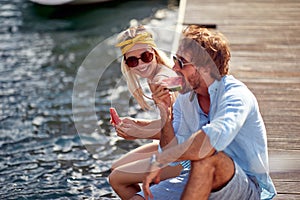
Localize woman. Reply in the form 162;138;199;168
109;25;185;200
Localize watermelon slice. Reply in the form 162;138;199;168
110;107;121;125
162;76;183;92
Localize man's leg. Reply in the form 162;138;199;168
129;195;144;200
129;169;190;200
181;152;235;200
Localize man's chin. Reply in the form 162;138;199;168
179;85;193;94
178;79;193;94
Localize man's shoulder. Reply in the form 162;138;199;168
221;75;250;93
221;75;257;104
222;75;245;87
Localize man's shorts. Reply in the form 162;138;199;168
136;161;261;200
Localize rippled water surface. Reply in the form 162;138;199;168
0;0;178;199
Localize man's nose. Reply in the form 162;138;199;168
172;63;181;71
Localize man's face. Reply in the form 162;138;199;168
173;51;208;94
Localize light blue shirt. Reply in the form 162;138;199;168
172;75;276;200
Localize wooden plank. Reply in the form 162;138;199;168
179;0;300;198
274;194;300;200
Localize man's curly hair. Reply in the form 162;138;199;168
180;25;231;78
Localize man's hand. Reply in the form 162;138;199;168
142;161;163;200
149;84;173;123
149;84;172;108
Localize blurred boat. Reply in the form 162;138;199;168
29;0;114;6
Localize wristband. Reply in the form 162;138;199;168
150;154;164;168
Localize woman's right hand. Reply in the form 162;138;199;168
112;117;161;140
113;117;138;140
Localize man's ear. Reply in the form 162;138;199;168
198;66;210;74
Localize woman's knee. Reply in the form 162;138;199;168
108;169;120;188
110;162;118;171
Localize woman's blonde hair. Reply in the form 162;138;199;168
117;25;172;110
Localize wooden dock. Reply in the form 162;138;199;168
176;0;300;199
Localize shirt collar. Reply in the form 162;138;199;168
208;79;220;96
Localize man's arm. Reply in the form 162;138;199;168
159;113;177;149
150;84;178;149
142;129;215;200
157;129;215;164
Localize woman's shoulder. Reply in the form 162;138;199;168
156;64;174;73
152;64;177;82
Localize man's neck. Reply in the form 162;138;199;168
197;92;210;115
196;78;214;115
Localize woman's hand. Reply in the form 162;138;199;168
113;117;161;140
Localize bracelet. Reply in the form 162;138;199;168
150;154;164;168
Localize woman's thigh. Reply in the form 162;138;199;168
112;142;159;169
111;157;182;185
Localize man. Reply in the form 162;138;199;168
130;25;276;200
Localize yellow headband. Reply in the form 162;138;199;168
116;32;157;55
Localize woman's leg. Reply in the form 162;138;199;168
110;142;159;199
111;142;159;170
109;154;182;200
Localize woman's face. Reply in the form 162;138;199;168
124;45;157;79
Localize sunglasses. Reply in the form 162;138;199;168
173;55;193;69
124;51;154;68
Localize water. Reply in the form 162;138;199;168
0;0;179;199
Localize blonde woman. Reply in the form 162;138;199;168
109;25;187;200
